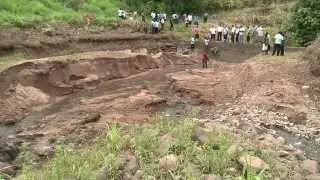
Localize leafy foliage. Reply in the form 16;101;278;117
286;0;320;46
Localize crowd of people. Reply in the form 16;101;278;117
117;10;287;68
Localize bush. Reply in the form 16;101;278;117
287;0;320;46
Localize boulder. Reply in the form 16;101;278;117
159;133;175;152
119;152;138;175
0;161;16;176
303;160;319;174
159;154;178;170
96;167;107;180
191;126;210;144
238;155;268;172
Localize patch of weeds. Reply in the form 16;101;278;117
241;166;268;180
195;144;234;175
103;153;122;179
132;126;160;175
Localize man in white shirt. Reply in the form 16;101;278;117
151;12;156;20
188;14;193;25
239;25;246;44
272;32;284;56
217;25;223;41
210;26;216;40
235;26;240;43
223;26;229;42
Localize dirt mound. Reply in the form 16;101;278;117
169;61;311;124
0;50;196;123
304;40;320;77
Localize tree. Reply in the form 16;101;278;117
288;0;320;46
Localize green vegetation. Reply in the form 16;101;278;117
285;0;320;46
124;0;296;13
0;0;123;26
18;112;280;180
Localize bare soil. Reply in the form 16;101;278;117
0;27;319;177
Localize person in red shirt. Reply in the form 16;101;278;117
202;52;209;68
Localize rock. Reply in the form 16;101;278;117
119;152;138;175
227;144;243;154
306;174;320;180
159;133;175;152
159;154;178;170
96;167;107;180
202;174;222;180
182;49;191;55
32;142;54;157
191;126;210;144
278;150;290;157
131;170;143;180
276;136;286;144
0;118;18;126
83;112;101;124
303;160;319;174
0;161;16;176
292;173;304;180
238;155;268;172
293;149;305;160
0;142;19;162
16;131;44;140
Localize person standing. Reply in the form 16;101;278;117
280;32;286;56
223;26;229;42
193;25;200;40
231;25;236;44
239;25;246;44
160;18;165;31
210;25;216;40
272;32;284;56
201;51;209;68
188;14;193;26
151;11;156;21
262;32;271;55
217;24;223;41
169;18;174;31
235;25;240;43
204;37;210;52
190;37;196;50
246;26;252;44
203;12;208;23
257;26;264;42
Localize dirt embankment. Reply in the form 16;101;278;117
0;50;196;124
0;26;178;58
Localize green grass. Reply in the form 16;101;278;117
16;112;282;180
0;0;123;27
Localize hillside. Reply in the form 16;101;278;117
0;0;122;26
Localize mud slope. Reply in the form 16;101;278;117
0;50;196;123
0;26;178;58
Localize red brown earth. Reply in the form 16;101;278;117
0;29;319;177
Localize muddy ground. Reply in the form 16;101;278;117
0;27;319;178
